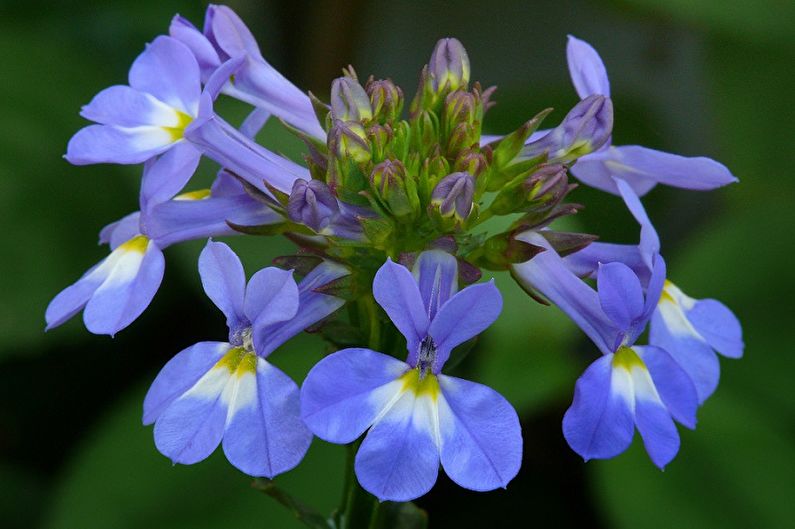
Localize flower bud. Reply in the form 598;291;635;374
330;76;373;122
429;38;470;93
521;95;613;162
330;120;371;164
453;148;488;177
444;90;478;131
367;79;404;123
490;164;568;215
370;159;418;219
430;171;475;222
287;179;339;232
367;124;393;162
446;122;478;157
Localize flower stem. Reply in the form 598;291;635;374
252;479;332;529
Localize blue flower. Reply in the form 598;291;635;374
563;35;738;195
143;240;349;477
300;251;522;501
45;161;279;336
514;232;698;469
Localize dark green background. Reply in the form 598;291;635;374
1;0;793;527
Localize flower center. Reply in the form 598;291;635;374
417;335;437;376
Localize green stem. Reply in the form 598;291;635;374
252;479;332;529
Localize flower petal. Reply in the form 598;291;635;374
244;267;299;330
437;375;522;491
153;358;232;465
139;141;202;211
687;298;744;359
597;262;645;331
129;36;201;116
634;345;698;429
513;232;619;354
427;280;502;371
198;240;246;332
633;397;680;470
65;124;176;165
650;309;720;404
99;212;141;250
373;259;430;359
562;354;635;461
614;177;659;271
570;149;658;196
143;341;231;425
169;15;221;77
355;388;440;502
564;242;649;283
301;348;409;443
567;35;610;97
254;261;349;357
412;250;459;321
223;358;312;477
83;237;164;336
80;85;183;128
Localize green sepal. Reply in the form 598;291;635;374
225;220;313;237
465;230;544;270
371;501;429;529
312;273;360;301
540;230;599;257
272;254;325;276
308;91;331;133
489;108;553;168
359;216;395;248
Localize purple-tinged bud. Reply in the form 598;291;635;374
431;171;475;222
429;38;470;93
370;159;419;219
444;90;478;130
330;76;373;123
521;95;613;162
287;179;339;232
490;164;569;215
446;122;478;157
367;79;404;123
367;124;393;162
330;120;371;164
453;148;488;177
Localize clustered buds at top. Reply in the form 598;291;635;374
287;179;339;232
429;37;470;93
490;164;570;216
330;76;373;123
330;120;372;164
367;78;404;124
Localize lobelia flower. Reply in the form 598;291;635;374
301;251;522;501
143;240;349;477
45;153;280;336
66;36;203;167
513;232;698;468
169;4;325;139
563;177;744;403
563;35;737;196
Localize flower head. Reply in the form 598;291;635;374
301;251;521;501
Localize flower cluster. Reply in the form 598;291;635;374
46;4;743;506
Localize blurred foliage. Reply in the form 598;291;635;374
1;0;793;528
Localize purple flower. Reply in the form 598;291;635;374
513;233;698;469
169;5;324;139
429;38;470;93
66;36;202;167
430;171;475;220
301;251;521;501
521;94;613;163
143;240;348;477
564;35;737;196
45;157;280;336
287;179;340;232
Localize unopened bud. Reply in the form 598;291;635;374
453;148;488;177
367;79;404;123
330;76;373;122
446;122;478;157
444;90;478;131
287;179;339;232
490;164;568;215
370;159;418;219
431;171;475;222
521;95;613;162
429;38;470;93
331;120;371;164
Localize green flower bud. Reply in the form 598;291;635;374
330;76;373;123
489;164;568;215
370;159;419;219
331;120;371;164
367;78;404;124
